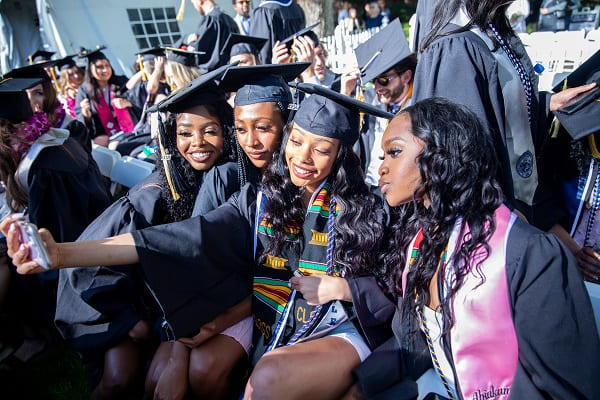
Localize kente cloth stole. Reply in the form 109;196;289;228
251;182;340;361
94;88;134;137
402;205;519;400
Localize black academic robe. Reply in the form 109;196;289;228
412;27;563;230
133;183;394;354
27;137;112;243
354;217;600;399
74;75;138;139
193;7;239;73
17;136;112;321
55;172;166;354
192;161;259;217
250;0;306;64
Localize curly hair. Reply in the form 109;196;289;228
164;61;201;90
379;98;504;349
155;100;236;221
421;0;514;52
260;125;386;278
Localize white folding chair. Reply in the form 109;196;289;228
109;156;154;194
585;282;600;338
91;144;121;178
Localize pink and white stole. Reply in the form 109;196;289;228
94;88;134;137
403;205;519;400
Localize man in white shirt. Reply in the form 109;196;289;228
353;19;416;186
233;0;251;35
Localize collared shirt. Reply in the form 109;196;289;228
235;13;251;35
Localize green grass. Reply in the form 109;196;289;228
0;343;91;399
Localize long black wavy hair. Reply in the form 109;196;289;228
156;100;235;222
260;125;386;277
421;0;514;52
379;98;504;348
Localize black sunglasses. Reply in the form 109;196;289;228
373;74;398;87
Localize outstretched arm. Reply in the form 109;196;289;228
1;214;138;274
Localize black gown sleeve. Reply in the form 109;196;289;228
55;173;165;353
412;31;514;207
250;6;277;64
507;219;600;399
192;161;239;217
131;184;257;338
346;276;395;349
27;139;112;243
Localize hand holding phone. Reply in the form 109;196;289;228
16;220;52;269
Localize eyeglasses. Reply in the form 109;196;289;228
373;74;398;87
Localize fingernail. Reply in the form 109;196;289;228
9;223;15;232
19;244;25;251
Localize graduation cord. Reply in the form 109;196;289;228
419;308;455;400
584;159;599;248
286;195;337;346
488;24;533;124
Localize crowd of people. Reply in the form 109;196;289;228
1;0;600;399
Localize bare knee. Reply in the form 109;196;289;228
189;346;222;384
247;354;289;399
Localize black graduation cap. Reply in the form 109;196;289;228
553;70;600;141
0;78;44;122
218;63;310;105
163;47;206;67
293;82;394;145
136;47;165;62
55;54;79;71
553;49;600;92
220;33;268;60
149;62;233;114
3;59;60;81
79;46;108;64
281;22;320;48
27;49;55;64
355;18;413;84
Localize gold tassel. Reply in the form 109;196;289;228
550;78;569;139
28;56;33;65
137;54;147;82
157;115;181;201
176;0;185;21
589;132;600;159
49;67;61;95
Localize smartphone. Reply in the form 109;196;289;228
16;221;51;269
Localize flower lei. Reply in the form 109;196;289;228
11;112;51;157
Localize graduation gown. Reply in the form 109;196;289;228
17;134;112;321
192;161;259;217
354;216;600;400
74;75;138;139
55;172;166;354
412;26;562;230
193;7;239;73
132;182;394;357
249;0;306;64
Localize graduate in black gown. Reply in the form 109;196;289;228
350;98;600;400
74;48;138;147
116;48;170;157
0;76;112;349
249;0;306;64
55;64;238;400
3;84;396;400
188;0;239;73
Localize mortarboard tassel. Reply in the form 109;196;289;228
176;0;185;21
137;54;147;82
157;113;189;200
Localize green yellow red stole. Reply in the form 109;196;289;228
251;181;339;364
